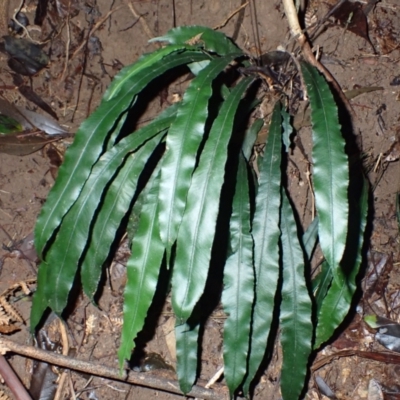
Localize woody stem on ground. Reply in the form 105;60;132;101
0;354;32;400
0;337;228;400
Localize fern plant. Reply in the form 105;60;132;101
31;26;368;399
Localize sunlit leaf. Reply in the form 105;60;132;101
281;107;293;152
315;175;368;348
80;106;178;299
301;62;349;285
175;319;200;394
34;133;164;316
280;190;313;400
158;54;242;257
150;25;240;55
34;50;208;257
171;77;254;321
222;154;254;396
244;101;282;394
242;118;263;161
118;168;165;366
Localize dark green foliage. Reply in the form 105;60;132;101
31;26;367;399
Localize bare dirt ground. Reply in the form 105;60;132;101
0;0;399;399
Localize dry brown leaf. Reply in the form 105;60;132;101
0;132;59;156
185;33;203;46
85;314;97;337
0;298;23;324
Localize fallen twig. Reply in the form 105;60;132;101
312;349;400;371
0;337;228;400
0;354;32;400
213;1;249;30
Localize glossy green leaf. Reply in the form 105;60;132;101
171;77;254;321
30;260;50;331
301;62;349;285
34;50;208;257
244;102;282;394
175;320;200;394
43;134;162;316
104;45;204;100
118;169;165;366
315;176;368;348
280;190;313;400
80;107;177;299
302;217;319;261
242;118;263;161
313;261;332;313
222;154;254;396
158;54;242;255
150;25;240;55
281;107;293;153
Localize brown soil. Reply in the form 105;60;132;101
0;0;399;399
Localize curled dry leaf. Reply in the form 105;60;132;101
0;132;61;156
0;99;68;137
331;1;375;52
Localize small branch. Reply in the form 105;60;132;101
0;337;228;400
213;2;249;30
0;355;32;400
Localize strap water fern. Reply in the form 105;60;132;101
31;26;367;400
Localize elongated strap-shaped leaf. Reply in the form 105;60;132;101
315;176;368;348
34;50;208;257
118;169;165;367
242;118;263;161
302;217;319;261
175;320;200;394
281;107;293;153
80;107;178;299
243;102;282;395
280;190;313;400
313;261;332;312
150;26;240;55
171;77;254;321
104;45;204;101
158;54;242;254
80;140;165;299
43;135;162;315
222;154;254;396
30;260;50;331
301;63;349;284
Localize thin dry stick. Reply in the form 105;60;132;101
281;0;354;117
124;0;160;46
0;337;228;400
213;1;249;30
204;366;224;389
59;1;72;82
